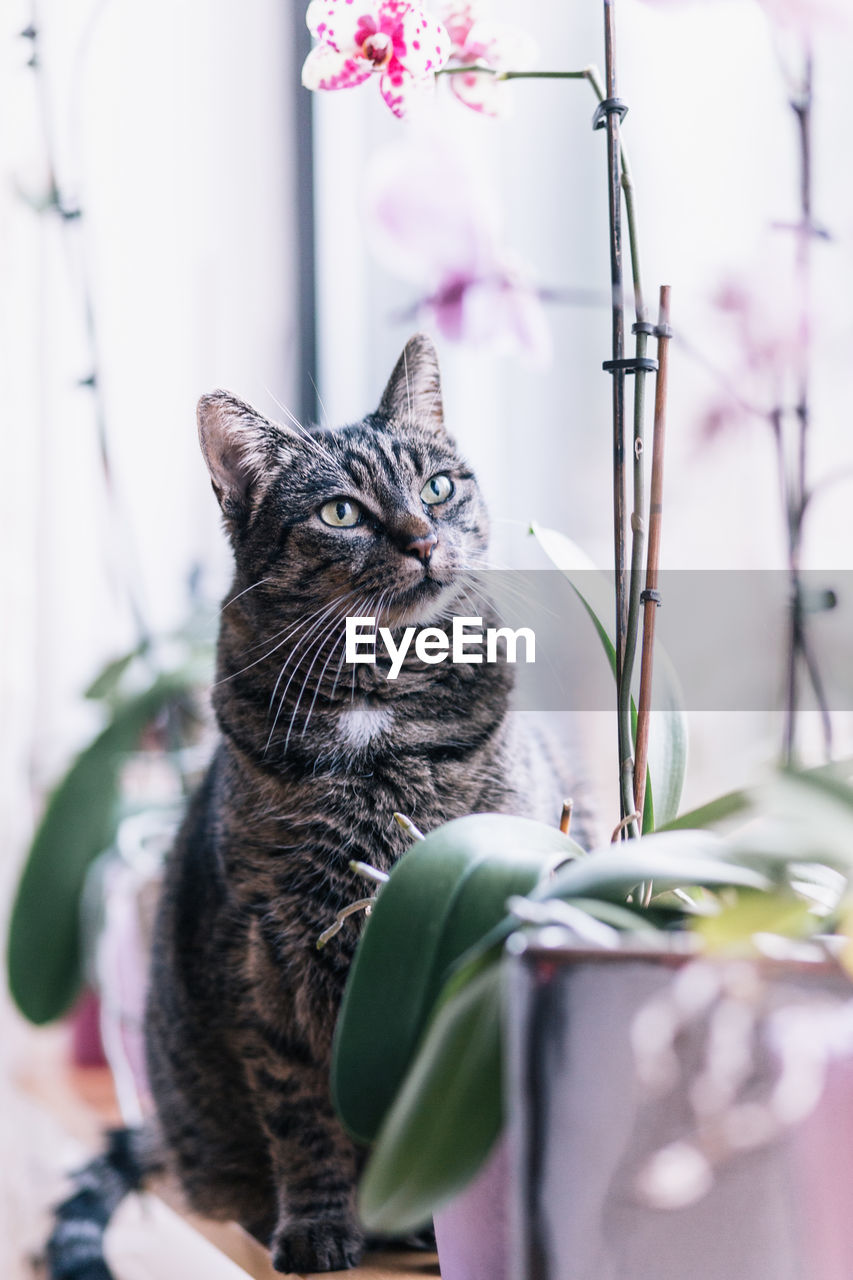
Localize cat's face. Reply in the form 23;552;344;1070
198;335;488;627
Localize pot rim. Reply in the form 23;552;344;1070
506;926;849;978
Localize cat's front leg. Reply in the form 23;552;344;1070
246;1057;365;1273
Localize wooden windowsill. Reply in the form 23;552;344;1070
118;1178;440;1280
19;1033;440;1280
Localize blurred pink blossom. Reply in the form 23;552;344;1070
754;0;850;32
302;0;450;118
635;0;848;33
366;136;551;365
697;252;808;438
438;1;538;116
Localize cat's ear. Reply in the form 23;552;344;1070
377;333;445;433
197;391;287;522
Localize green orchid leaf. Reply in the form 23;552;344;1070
697;768;853;874
331;813;581;1146
659;759;853;839
537;830;768;904
7;674;190;1025
530;524;688;831
547;896;661;933
358;961;503;1234
694;889;819;953
84;644;149;703
658;787;753;832
645;645;689;831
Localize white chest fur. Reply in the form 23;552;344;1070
338;703;392;749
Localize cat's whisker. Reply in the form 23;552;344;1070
459;576;567;696
371;586;393;634
403;346;412;420
270;601;353;752
263;386;333;465
265;594;359;736
326;590;387;710
461;566;557;622
300;595;372;738
235;593;347;661
457;578;530;636
282;605;356;752
219;576;274;615
327;625;355;711
217;597;345;684
308;371;331;431
260;603;346;709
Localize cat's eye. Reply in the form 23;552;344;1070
319;498;363;528
420;474;454;506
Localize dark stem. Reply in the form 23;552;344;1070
436;65;589;79
601;0;632;828
801;627;834;756
782;47;831;763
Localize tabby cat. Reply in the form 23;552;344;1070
48;334;578;1277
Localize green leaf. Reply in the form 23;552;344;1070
658;787;753;832
331;814;581;1146
84;644;148;703
536;830;769;904
548;896;661;933
645;645;688;831
7;674;189;1024
694;889;818;953
712;768;853;874
530;524;688;831
358;962;503;1234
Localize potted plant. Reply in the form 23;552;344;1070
330;760;853;1279
296;0;853;1275
7;620;211;1068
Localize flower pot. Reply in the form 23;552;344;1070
81;808;177;1121
505;931;853;1280
433;1138;509;1280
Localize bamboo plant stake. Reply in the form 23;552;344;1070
634;286;672;822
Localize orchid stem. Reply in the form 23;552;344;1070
781;47;832;764
439;44;650;833
587;54;648;834
437;66;588;79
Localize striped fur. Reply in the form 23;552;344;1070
49;335;579;1276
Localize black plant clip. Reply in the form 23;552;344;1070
592;96;629;130
603;357;659;375
640;589;662;607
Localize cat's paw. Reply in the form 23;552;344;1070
272;1219;364;1273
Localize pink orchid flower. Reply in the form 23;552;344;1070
366;135;551;365
755;0;850;33
438;0;538;116
302;0;451;118
697;253;809;439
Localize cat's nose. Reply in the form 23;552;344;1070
404;533;438;562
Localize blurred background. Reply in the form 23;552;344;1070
2;0;853;1274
